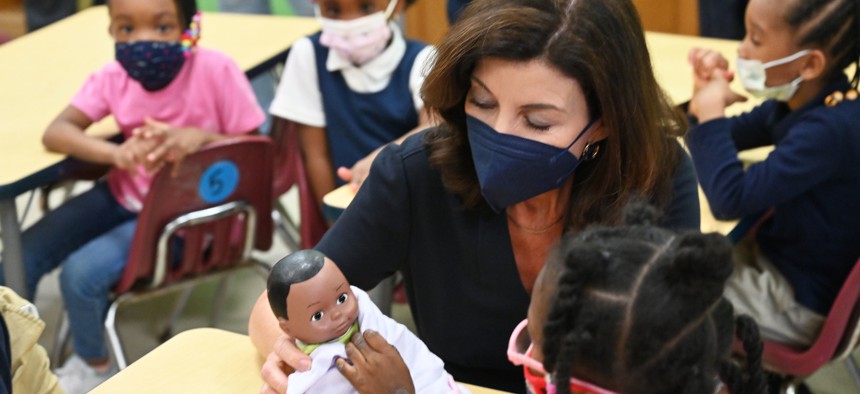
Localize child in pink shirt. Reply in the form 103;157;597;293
0;0;263;392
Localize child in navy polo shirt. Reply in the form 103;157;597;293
686;0;860;346
269;0;434;206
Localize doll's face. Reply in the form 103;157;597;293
278;258;359;344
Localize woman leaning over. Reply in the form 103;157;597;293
249;0;701;392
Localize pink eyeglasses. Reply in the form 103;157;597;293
507;319;620;394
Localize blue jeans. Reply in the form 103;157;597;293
0;182;136;361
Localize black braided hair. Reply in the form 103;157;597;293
718;315;767;394
540;203;767;394
785;0;860;87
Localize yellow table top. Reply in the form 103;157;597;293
0;6;319;190
91;328;510;394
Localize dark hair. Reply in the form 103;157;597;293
267;250;326;320
540;204;766;394
785;0;860;86
421;0;685;229
107;0;197;29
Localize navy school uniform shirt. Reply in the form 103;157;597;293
686;76;860;315
317;130;700;392
310;32;425;185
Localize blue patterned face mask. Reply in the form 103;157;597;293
115;41;186;91
467;115;598;212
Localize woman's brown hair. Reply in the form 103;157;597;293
422;0;686;229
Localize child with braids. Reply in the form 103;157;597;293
686;0;860;346
507;206;767;394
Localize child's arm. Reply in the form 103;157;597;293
298;123;337;207
43;105;160;175
337;109;434;191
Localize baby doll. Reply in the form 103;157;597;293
267;250;458;394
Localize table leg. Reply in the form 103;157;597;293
0;198;28;299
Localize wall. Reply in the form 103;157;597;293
0;0;24;39
404;0;700;44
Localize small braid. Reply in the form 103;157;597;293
539;203;766;393
786;0;859;84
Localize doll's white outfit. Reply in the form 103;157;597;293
287;286;458;394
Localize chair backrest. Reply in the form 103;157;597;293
269;117;327;249
114;135;274;294
760;256;860;377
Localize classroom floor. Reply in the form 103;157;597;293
1;183;858;393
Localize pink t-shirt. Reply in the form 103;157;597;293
71;47;265;211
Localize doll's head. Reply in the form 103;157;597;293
268;250;359;345
511;204;767;394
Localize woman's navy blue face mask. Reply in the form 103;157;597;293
115;41;186;91
466;115;599;212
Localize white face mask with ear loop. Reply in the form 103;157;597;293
735;49;811;101
315;0;399;65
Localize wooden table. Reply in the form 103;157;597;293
91;328;511;394
0;6;319;298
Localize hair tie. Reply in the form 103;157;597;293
182;11;202;57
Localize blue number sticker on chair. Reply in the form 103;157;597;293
199;161;240;203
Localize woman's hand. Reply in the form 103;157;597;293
259;333;312;394
688;48;734;93
336;330;415;394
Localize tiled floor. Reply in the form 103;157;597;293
2;183;859;393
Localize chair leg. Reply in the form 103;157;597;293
105;294;132;370
51;310;70;368
272;201;300;252
846;354;860;390
160;287;194;342
210;276;230;327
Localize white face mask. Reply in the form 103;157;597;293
735;49;811;101
316;0;398;66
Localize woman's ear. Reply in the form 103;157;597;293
800;49;828;81
591;119;609;141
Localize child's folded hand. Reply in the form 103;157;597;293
690;73;748;123
112;135;162;176
138;117;216;176
689;48;734;93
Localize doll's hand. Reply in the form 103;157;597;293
259;333;311;394
337;151;377;193
336;330;415;394
688;48;734;93
690;73;748;123
112;135;162;176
